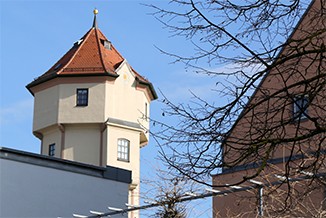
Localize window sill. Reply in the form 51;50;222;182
117;159;130;163
291;117;309;124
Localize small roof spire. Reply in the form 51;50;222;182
92;8;99;29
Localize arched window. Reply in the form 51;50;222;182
117;138;130;162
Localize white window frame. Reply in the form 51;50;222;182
117;138;130;162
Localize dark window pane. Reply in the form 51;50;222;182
76;89;88;106
49;143;55;156
293;95;309;120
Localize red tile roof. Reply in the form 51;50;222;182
27;21;157;99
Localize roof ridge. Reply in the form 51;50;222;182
94;28;109;73
57;28;96;75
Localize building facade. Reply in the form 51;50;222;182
0;147;130;218
213;0;325;217
4;10;157;218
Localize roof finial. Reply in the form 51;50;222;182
92;8;99;29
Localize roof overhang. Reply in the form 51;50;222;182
26;73;119;96
135;77;158;101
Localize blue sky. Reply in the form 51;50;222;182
0;0;214;216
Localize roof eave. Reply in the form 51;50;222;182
26;72;119;96
136;77;158;100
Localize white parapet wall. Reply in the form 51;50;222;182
0;147;130;218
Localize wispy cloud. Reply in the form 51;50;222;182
0;99;34;125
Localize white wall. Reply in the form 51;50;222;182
0;151;129;218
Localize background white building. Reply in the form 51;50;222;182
0;147;130;218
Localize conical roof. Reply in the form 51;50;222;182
27;13;157;100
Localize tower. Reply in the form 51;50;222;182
26;10;157;215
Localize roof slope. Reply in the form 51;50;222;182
26;15;157;99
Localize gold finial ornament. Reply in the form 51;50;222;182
92;8;99;28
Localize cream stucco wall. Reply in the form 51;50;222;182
33;82;106;130
63;124;101;166
33;70;151;168
106;62;150;136
58;83;106;123
105;124;142;214
32;62;152;218
41;126;62;157
106;125;141;184
33;86;59;132
33;62;151;145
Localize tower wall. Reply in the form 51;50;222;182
58;83;106;123
106;62;150;136
41;126;61;156
63;124;101;166
33;85;59;131
106;125;141;184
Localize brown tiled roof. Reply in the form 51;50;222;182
27;23;157;99
28;27;123;82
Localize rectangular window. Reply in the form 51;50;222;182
117;139;130;162
76;88;88;106
293;95;309;120
48;143;55;156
